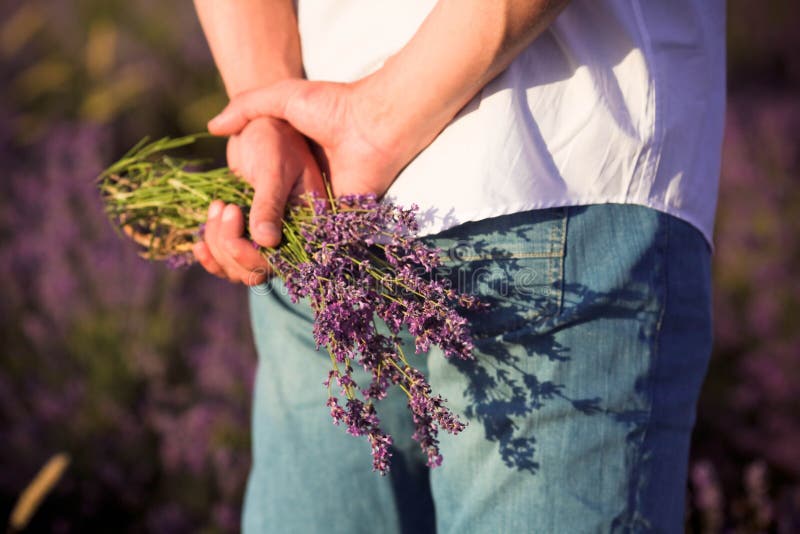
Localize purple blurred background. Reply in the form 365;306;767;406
0;1;797;532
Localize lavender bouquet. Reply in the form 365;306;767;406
98;135;479;473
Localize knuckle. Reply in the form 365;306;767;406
204;262;223;278
205;232;222;248
219;266;236;281
245;268;267;286
207;263;224;278
196;254;213;271
228;244;243;262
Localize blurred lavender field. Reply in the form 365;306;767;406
1;2;250;532
0;1;798;532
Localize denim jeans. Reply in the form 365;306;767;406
242;204;713;533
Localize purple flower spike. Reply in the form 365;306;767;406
248;192;478;473
102;135;481;476
166;253;193;270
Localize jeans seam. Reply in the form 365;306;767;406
453;251;563;261
628;215;670;532
552;208;568;316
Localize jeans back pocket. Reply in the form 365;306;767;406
426;208;567;339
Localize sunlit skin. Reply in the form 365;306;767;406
192;0;569;285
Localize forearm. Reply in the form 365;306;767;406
357;0;569;161
193;0;303;97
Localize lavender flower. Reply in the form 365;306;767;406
266;190;476;473
99;135;480;474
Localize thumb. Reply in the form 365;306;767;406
208;79;304;136
248;170;292;248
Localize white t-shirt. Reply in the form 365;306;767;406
296;0;726;245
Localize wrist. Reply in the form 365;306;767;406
351;68;446;176
228;68;301;98
194;0;305;98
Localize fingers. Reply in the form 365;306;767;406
227;135;241;177
192;241;224;278
194;200;270;285
218;204;267;273
248;173;291;248
242;119;324;248
290;150;327;199
211;114;328;251
208;79;298;136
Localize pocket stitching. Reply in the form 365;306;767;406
465;208;568;339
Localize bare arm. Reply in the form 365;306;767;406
359;0;570;168
193;0;303;96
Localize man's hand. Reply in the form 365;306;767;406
192;116;323;285
208;80;412;199
192;0;313;285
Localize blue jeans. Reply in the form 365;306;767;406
242;204;713;533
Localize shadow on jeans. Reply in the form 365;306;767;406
450;272;651;474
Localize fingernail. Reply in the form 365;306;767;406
222;204;236;221
208;202;222;218
256;221;280;243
